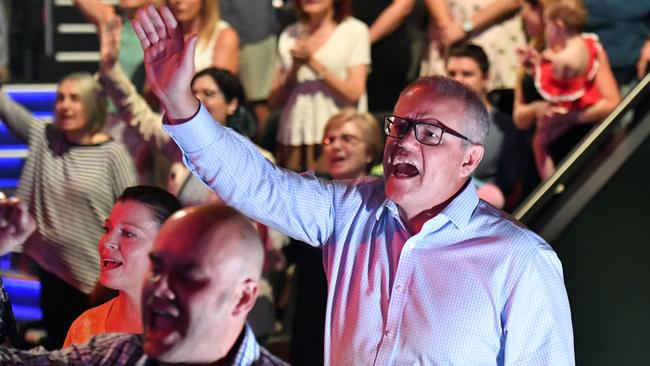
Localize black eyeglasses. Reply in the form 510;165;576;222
383;115;472;146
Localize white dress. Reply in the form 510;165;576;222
194;20;231;72
277;17;371;146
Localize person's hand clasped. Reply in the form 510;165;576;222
132;5;199;121
290;39;313;64
0;193;36;256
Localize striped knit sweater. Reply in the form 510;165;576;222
0;91;136;293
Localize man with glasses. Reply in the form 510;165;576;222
132;6;574;365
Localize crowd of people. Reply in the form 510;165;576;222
0;0;647;365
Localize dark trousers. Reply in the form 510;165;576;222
37;267;90;349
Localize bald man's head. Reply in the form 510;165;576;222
162;204;264;280
142;204;264;364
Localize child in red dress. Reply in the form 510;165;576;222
519;0;605;179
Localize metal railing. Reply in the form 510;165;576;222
513;72;650;239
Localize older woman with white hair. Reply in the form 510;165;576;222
0;72;136;348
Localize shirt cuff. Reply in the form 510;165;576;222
163;103;225;153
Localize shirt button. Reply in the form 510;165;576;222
395;285;402;293
385;330;393;339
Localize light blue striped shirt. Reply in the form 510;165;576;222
165;104;575;366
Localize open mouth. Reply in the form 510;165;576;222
392;162;419;178
102;258;123;269
330;156;346;164
146;300;180;337
149;311;177;333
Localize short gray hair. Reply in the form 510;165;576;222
400;76;489;145
59;72;107;135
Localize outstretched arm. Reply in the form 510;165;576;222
99;17;175;155
0;87;43;143
132;6;338;246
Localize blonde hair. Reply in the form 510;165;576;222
545;0;587;32
165;0;220;50
59;72;107;135
198;0;219;49
323;108;384;168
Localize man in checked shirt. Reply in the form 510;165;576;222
0;203;288;365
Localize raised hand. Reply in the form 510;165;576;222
132;5;199;121
0;194;36;256
99;16;122;72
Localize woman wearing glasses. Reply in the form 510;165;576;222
322;109;384;179
285;108;383;365
98;19;261;205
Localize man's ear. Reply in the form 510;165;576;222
460;144;484;178
226;97;239;116
232;278;258;316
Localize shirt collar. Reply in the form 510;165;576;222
231;324;261;366
438;180;479;229
377;180;479;230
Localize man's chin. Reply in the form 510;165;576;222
385;175;416;197
143;332;180;360
385;185;407;207
143;340;165;359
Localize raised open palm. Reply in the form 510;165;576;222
132;5;199;120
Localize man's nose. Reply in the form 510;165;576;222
150;273;175;300
398;125;420;147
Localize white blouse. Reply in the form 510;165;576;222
194;20;231;72
277;17;371;146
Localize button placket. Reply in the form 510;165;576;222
374;237;416;364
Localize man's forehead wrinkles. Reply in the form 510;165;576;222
397;108;449;124
405;110;436;120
